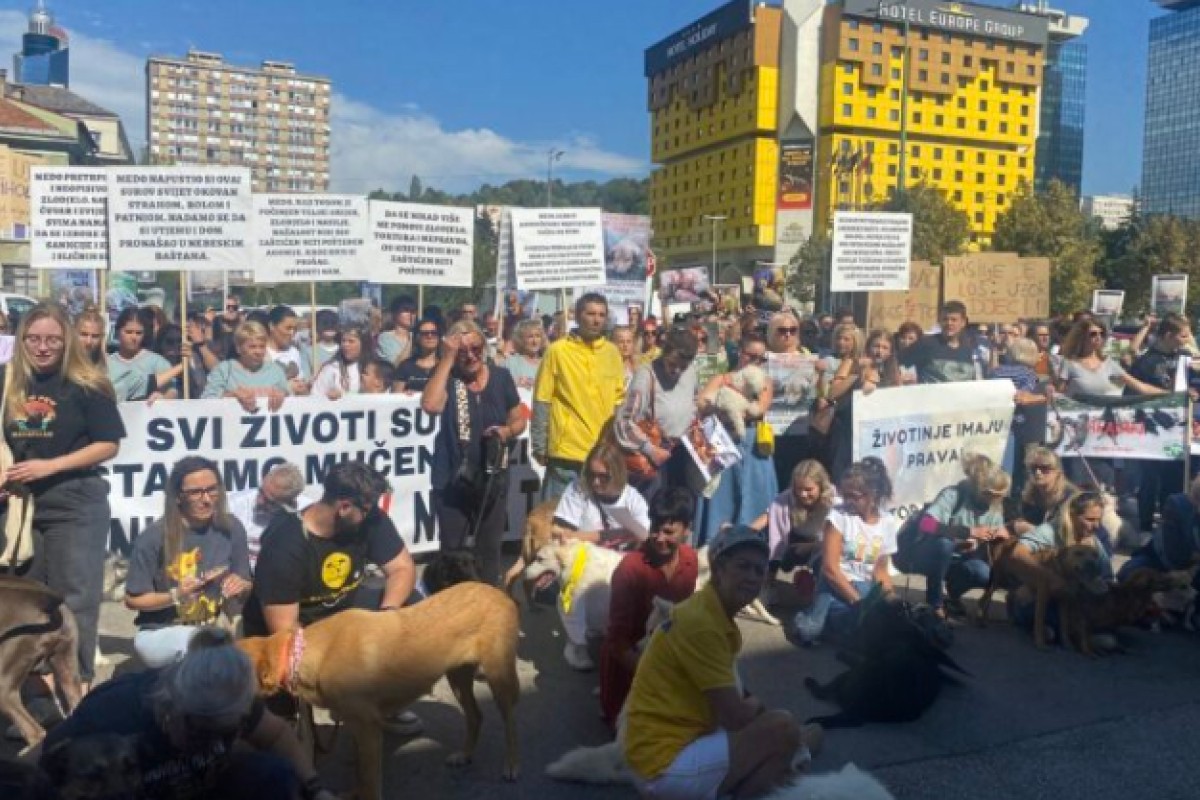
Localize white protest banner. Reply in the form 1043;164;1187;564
511;207;605;291
1047;393;1188;462
252;194;369;283
107;166;252;271
103;395;543;557
853;381;1013;518
368;200;474;286
30;166;109;269
766;353;821;435
831;211;913;292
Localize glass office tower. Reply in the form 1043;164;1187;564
1143;2;1200;218
1035;38;1086;194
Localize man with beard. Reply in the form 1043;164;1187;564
598;488;700;728
243;461;420;734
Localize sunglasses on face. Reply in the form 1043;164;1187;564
1029;464;1057;474
418;329;439;337
776;326;799;336
1088;329;1106;339
458;345;484;357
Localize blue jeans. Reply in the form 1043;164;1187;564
904;535;991;609
816;578;875;640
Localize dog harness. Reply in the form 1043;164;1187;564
559;546;590;614
277;627;307;694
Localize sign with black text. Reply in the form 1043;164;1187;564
368;200;474;286
511;207;606;291
252;194;369;283
30;166;109;269
831;211;913;292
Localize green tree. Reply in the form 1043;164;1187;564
875;182;970;263
786;232;831;305
1100;213;1200;317
991;179;1101;315
408;174;424;202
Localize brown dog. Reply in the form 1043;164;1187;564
502;498;558;602
0;576;82;750
977;541;1109;650
1068;568;1193;654
238;582;520;800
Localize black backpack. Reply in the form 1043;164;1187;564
893;485;968;574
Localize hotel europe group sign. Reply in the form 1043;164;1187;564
842;0;1050;46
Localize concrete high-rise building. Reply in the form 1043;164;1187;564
817;0;1050;243
1142;1;1200;219
13;1;69;87
1017;2;1088;195
146;50;331;193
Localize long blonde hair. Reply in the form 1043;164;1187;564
789;460;835;531
1020;446;1073;508
962;452;1011;509
5;303;113;424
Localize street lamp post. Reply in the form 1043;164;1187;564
546;148;565;207
703;214;727;286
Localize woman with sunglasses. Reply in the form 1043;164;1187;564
2;302;125;691
1055;318;1163;489
125;457;251;668
422;320;524;586
766;311;817;492
394;318;442;393
896;453;1011;622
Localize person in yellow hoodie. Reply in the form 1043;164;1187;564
532;292;626;502
624;526;823;799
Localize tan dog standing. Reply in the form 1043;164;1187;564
238;582;520;800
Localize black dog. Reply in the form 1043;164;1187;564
804;596;969;728
421;550;482;596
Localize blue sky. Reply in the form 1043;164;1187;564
0;1;1163;196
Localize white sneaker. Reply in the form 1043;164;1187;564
563;641;595;671
381;709;424;737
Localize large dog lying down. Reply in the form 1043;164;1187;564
0;576;83;751
1068;568;1194;654
238;581;519;800
804;592;969;728
523;540;781;670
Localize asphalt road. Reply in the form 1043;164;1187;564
11;571;1200;800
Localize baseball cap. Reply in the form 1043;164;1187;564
709;525;769;561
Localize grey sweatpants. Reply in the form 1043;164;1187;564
27;476;110;682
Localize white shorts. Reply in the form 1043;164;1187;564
633;729;730;800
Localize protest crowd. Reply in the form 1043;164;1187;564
4;275;1200;800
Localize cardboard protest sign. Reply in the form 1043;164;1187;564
866;261;939;332
107;167;252;271
511;207;605;290
31;166;109;269
1047;393;1188;462
368;200;474;286
853;380;1014;517
942;254;1050;323
252;194;369;283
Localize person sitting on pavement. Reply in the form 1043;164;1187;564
599;487;700;729
41;627;336;800
898;453;1011;621
815;458;899;638
242;461;420;736
758;459;836;607
226;462;310;573
125;457;252;669
553;435;651;550
1118;474;1200;594
623;525;822;800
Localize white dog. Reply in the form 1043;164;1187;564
524;540;625;671
713;364;769;441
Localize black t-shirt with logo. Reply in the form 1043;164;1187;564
242;507;406;636
41;669;266;800
900;334;979;384
0;367;126;495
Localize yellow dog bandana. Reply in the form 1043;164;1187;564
559;544;590;614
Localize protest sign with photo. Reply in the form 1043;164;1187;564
252;194;370;283
1151;274;1188;317
942;254;1050;323
752;265;785;312
866;260;939;332
1091;289;1124;318
713;284;741;316
30;166;109;269
511;207;605;291
660;266;711;305
1047;393;1188;462
107;167;253;271
48;270;98;320
581;213;652;318
831;211;913;292
853;381;1014;517
104;395;542;556
766;353;821;435
682;416;742;485
368;200;474;286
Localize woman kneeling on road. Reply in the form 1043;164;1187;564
623;525;822;799
125;457;252;668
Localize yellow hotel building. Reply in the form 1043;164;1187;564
645;1;782;272
819;0;1050;243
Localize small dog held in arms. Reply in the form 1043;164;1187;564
712;364;769;441
0;576;83;751
238;579;520;800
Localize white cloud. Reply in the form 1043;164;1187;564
0;12;647;192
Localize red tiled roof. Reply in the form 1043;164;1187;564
0;97;60;133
